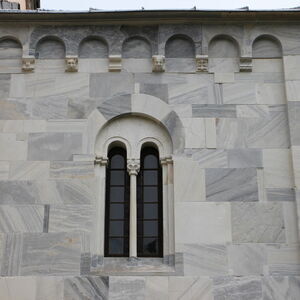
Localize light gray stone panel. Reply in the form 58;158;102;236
64;276;109;300
266;188;295;201
50;162;94;179
288;101;300;146
140;83;168;102
98;94;131;120
31;96;68;119
165;36;195;58
1;233;23;276
166;58;196;73
36;38;65;59
289;276;300;299
212;276;262;300
122;37;152;58
21;232;81;276
262;276;290;300
231;203;285;243
192;104;237;118
28;133;82;161
109;276;146;300
209;38;239;58
90;73;134;98
0;181;40;205
145;276;168;300
0;99;29;120
228;244;266;276
48;205;93;233
0;74;10;99
0;205;43;233
222;82;256;104
67;97;97;119
228;149;263;168
79;38;108;58
188;149;228;168
0;39;22;59
252;38;282;58
206;168;258;202
182;244;228;276
9;161;49;181
35;277;64;300
237;105;269;118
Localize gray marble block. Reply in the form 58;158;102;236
228;149;263;168
205;168;259;202
266;188;295;201
192;104;237;118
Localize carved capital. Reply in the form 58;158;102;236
127;159;140;176
94;156;108;166
152;55;165;72
109;55;122;72
65;55;78;72
239;56;252;72
196;55;208;72
22;56;35;73
161;156;173;165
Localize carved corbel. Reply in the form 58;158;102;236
65;55;78;72
109;55;122;72
196;55;208;72
127;159;140;176
152;55;165;72
94;156;108;166
239;56;252;72
22;55;35;73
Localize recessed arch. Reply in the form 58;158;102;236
35;36;66;59
122;36;152;58
79;36;108;58
0;36;22;59
252;35;282;58
208;34;240;58
165;34;195;58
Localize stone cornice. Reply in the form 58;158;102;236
0;10;300;25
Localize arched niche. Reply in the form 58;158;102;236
165;35;195;58
208;35;240;72
0;37;22;59
252;35;282;58
35;36;66;59
122;36;152;58
79;37;108;58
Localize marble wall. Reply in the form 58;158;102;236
0;21;299;299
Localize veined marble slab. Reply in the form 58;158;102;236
190;149;228;168
145;276;168;300
288;102;300;146
266;188;295;201
192;104;237;118
50;161;94;179
223;82;257;104
236;105;269;118
9;161;49;181
181;118;205;148
228;149;262;168
256;83;286;105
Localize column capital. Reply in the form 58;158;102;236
127;159;140;176
161;156;173;165
94;156;108;166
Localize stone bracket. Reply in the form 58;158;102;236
65;55;78;72
152;55;165;72
127;159;140;175
22;55;35;73
109;55;122;72
196;55;208;72
239;56;252;72
94;156;108;166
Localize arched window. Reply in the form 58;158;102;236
104;147;130;257
137;147;163;257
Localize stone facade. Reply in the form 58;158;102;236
0;9;299;300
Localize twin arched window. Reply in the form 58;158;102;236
104;146;163;257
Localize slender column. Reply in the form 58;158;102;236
161;157;169;258
127;159;140;258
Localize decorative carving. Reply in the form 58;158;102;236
160;156;173;165
152;55;165;72
94;156;108;166
196;55;208;72
127;159;140;176
109;55;122;72
22;56;35;72
239;56;252;72
65;55;78;72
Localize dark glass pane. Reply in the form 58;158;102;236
110;204;124;219
144;203;158;219
110;154;125;169
144;154;158;168
110;171;124;185
144;221;158;236
109;221;124;236
109;238;124;255
143;187;158;202
110;187;125;202
143;238;158;255
143;170;157;185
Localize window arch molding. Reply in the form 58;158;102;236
93;114;175;264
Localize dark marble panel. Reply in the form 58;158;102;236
288;101;300;146
64;276;109;300
165;36;195;58
140;83;168;102
122;37;152;58
206;168;258;202
253;37;282;58
0;74;10;99
266;188;295;201
80;253;91;275
209;37;239;58
0;39;22;59
36;38;65;59
43;205;50;233
228;149;263;168
79;38;108;58
28;132;82;161
192;104;237;118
